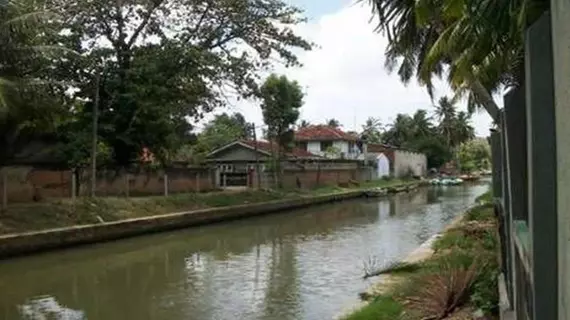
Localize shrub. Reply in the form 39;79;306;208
404;257;479;320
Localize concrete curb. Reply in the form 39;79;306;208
0;190;367;259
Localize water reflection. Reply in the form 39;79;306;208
18;296;84;320
0;183;488;320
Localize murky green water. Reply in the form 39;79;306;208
0;183;488;320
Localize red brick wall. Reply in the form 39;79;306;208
3;168;72;202
280;168;364;189
3;166;214;202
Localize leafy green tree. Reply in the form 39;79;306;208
183;112;251;162
260;74;303;187
459;139;491;173
52;0;311;167
409;136;452;169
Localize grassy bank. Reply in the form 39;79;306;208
345;192;498;320
0;178;418;235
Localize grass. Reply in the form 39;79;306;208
343;296;404;320
344;190;499;320
0;178;420;235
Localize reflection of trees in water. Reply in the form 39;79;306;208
387;188;430;218
0;200;381;320
260;238;300;320
18;296;85;320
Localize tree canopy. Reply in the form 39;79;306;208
260;73;303;186
182;112;251;163
1;0;311;168
367;0;548;122
375;97;474;169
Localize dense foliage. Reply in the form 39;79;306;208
0;0;311;168
179;112;251;163
458;138;491;173
368;0;548;122
260;73;304;186
377;97;474;169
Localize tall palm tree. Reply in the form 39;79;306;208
411;109;433;138
367;0;548;123
326;118;341;128
435;97;457;147
455;111;475;145
361;117;383;143
384;114;413;146
298;120;311;128
0;0;62;111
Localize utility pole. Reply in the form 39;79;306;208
251;123;261;189
90;71;100;197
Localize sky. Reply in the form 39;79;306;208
208;0;496;137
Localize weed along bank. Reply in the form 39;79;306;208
0;183;488;319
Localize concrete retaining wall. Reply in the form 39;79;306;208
0;190;365;259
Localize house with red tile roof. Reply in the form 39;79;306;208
294;125;363;159
206;139;321;188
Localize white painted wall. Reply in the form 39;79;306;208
333;141;349;154
393;150;427;177
307;141;321;155
377;153;390;177
304;140;359;159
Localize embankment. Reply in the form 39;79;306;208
341;193;498;320
0;181;423;259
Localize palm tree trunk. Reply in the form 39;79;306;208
468;78;501;123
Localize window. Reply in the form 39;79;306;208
320;141;333;151
348;142;356;153
297;141;308;150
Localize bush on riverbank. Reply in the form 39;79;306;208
344;191;499;320
0;178;417;235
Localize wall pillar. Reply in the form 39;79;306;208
525;12;558;319
551;2;570;318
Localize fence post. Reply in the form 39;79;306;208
125;172;130;198
1;170;7;211
196;172;200;192
316;161;321;187
71;169;77;202
163;172;168;196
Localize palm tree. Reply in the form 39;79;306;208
361;117;383;143
298;120;311;128
384;114;413;146
0;0;64;112
410;109;433;138
455;111;475;145
326;118;341;128
435;97;457;147
367;0;548;123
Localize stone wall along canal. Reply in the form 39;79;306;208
0;183;488;320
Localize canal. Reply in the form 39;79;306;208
0;183;488;320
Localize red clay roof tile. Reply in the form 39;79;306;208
294;125;358;141
239;140;318;158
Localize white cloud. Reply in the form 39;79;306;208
215;1;495;137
